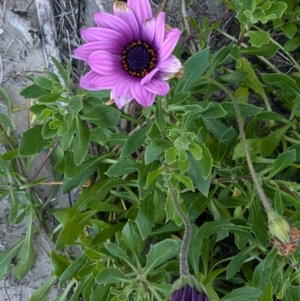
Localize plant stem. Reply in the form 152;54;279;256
165;166;191;276
216;28;280;73
29;137;60;182
0;124;25;176
206;77;273;213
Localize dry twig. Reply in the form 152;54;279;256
181;0;197;53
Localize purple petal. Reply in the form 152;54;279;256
81;28;127;46
154;12;166;48
128;0;152;30
74;41;122;61
143;17;156;44
113;1;140;40
94;12;133;42
157;55;182;73
87;50;121;75
112;78;135;109
91;71;125;90
131;81;155;107
143;78;169;96
141;68;159;85
79;71;100;90
158;28;181;61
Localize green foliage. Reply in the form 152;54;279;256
2;1;300;299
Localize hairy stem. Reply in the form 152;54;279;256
206;77;273;213
165;166;191;276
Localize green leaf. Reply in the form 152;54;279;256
284;36;300;52
218;127;238;162
208;44;234;74
144;166;164;189
248;31;270;47
259;282;273;301
268;149;296;178
260;123;293;156
74;178;135;211
73;116;90;166
96;268;130;284
136;196;155;240
155;97;165;133
86;201;124;213
120;123;151;158
51;56;69;85
91;224;124;245
241;44;279;57
122;223;144;257
198;142;213;179
233;138;262;160
50;251;71;277
177;48;210;92
220;287;263;301
249;198;268;247
33;76;52;90
0;85;12;116
187;152;211;196
171;173;194;191
262;73;300;97
283;23;297;39
90;285;110;301
143;239;181;276
29;276;57;301
0;113;14;130
106;158;140;177
54;280;76;301
59;253;86;285
0;149;20;161
81;106;121;127
38;92;62;104
0;239;24;280
226;245;256;279
221;102;264;117
19;125;48;156
55;210;96;250
90;128;127;147
165;146;177;164
20;84;49;98
138;163;155;199
55;150;80;179
42;121;58;139
12;209;36;280
255;111;289;123
237;58;268;102
105;243;131;261
61;116;76;151
69;95;83;113
266;2;287;19
145;139;172;164
62;154;111;193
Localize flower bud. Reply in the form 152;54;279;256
171;276;209;301
267;210;291;245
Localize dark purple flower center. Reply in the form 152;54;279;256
121;40;157;78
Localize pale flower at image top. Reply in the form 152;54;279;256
74;0;182;109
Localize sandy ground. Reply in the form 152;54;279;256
0;0;224;300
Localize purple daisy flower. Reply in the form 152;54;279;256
74;0;182;109
172;285;209;301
